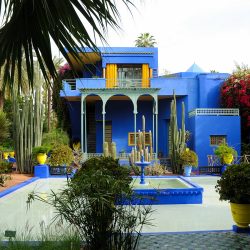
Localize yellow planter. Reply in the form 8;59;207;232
9;151;15;158
37;153;47;165
230;203;250;228
223;154;233;165
3;152;9;160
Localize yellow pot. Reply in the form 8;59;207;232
230;203;250;228
3;152;9;160
37;153;47;165
223;154;234;165
9;151;15;158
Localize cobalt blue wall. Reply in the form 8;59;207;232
95;100;155;153
67;101;81;141
101;47;158;73
198;73;229;108
189;116;241;166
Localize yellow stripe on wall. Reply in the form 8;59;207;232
142;64;150;88
106;64;117;88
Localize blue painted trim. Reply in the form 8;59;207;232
129;177;203;205
140;229;233;235
0;177;39;198
48;175;68;178
232;225;250;233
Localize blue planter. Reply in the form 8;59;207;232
34;164;49;178
221;165;227;173
184;166;192;177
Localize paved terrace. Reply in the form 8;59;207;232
0;176;249;249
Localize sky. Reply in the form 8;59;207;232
54;0;250;75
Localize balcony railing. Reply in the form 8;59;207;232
189;108;239;117
112;79;144;88
63;78;149;90
207;155;250;166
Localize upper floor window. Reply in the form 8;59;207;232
117;65;142;80
210;135;227;146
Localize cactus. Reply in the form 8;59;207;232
111;142;117;159
103;141;117;159
13;86;44;173
103;141;109;157
169;91;186;174
129;115;153;165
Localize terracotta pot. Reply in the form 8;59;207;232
230;203;250;228
37;153;47;165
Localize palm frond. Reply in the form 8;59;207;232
0;0;133;91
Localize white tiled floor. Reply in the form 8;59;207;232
0;176;233;238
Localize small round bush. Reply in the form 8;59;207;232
49;144;74;166
215;163;250;204
179;148;198;167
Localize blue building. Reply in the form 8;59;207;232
60;47;241;166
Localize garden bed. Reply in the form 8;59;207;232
0;173;33;192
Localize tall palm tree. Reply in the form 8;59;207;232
135;33;156;47
0;0;133;91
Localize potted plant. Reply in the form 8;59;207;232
215;163;250;230
49;144;74;174
179;148;198;176
214;143;237;165
32;146;50;165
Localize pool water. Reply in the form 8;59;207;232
132;178;191;189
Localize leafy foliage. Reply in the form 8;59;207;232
215;163;250;204
0;161;11;186
52;77;71;133
221;64;250;143
0;0;133;90
214;143;237;163
42;129;69;148
0;111;10;142
0;161;13;173
49;144;73;166
145;163;168;176
135;33;156;47
32;146;50;155
27;157;153;249
179;148;198;167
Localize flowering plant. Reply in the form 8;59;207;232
221;67;250;137
58;63;74;79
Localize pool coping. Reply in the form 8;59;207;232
0;177;39;198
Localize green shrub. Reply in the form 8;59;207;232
215;163;250;204
0;161;13;173
32;146;50;155
0;170;11;187
27;157;153;249
145;163;167;176
49;144;73;166
129;164;140;176
42;129;69;148
214;143;237;163
0;111;10;142
179;148;198;167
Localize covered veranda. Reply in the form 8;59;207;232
79;88;160;157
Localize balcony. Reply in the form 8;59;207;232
62;78;150;94
108;78;146;88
